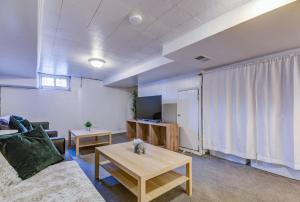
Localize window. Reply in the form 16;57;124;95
41;77;54;87
55;78;67;88
39;74;70;90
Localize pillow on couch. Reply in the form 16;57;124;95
20;119;34;131
0;152;21;192
0;126;64;180
9;116;28;133
0;115;11;130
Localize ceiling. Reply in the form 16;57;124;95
0;0;37;77
39;0;250;79
135;0;300;84
1;0;299;88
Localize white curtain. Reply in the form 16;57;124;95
203;51;300;169
203;64;256;159
255;54;300;169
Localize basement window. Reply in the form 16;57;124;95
39;74;70;90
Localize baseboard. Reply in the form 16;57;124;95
110;130;127;135
251;160;300;180
209;150;248;165
179;147;204;156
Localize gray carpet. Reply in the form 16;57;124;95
68;134;300;202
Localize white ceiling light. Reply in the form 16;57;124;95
129;13;143;25
88;58;106;68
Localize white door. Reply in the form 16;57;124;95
177;89;199;151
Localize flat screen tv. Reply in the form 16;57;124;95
136;95;162;121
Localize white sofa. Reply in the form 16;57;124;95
0;153;105;202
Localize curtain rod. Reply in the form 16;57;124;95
200;47;300;75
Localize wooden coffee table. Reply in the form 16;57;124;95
69;129;112;156
95;142;192;202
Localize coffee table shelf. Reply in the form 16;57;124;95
79;140;110;148
102;163;188;201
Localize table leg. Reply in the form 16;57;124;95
138;178;146;202
76;137;80;157
186;161;192;196
68;130;71;148
95;150;100;179
109;133;112;144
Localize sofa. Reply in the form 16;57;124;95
0;152;105;202
0;120;65;155
0;120;106;202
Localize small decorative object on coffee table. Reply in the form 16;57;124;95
84;121;92;131
133;138;146;154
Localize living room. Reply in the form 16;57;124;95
1;0;300;202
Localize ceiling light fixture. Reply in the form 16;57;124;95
88;58;106;68
129;13;143;25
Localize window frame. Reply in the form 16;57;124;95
39;73;71;91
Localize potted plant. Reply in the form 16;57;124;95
84;121;92;131
131;89;137;119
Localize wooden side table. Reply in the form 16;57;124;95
69;129;112;156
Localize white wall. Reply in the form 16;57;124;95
138;74;201;103
138;74;201;123
0;77;132;138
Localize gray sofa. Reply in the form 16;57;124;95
0;121;65;155
0;152;105;202
0;121;105;202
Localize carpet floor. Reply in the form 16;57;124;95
67;134;300;202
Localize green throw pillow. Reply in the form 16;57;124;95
9;116;28;133
0;126;64;180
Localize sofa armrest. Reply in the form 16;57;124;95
31;122;50;130
51;137;65;155
45;129;58;138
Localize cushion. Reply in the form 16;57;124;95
0;126;64;180
11;115;23;121
0;115;10;125
9;116;28;133
0;152;21;192
20;119;34;131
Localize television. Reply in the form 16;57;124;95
136;95;162;121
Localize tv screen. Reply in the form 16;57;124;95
136;95;162;121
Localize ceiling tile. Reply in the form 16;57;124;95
42;0;62;31
58;0;100;31
159;5;193;28
136;0;182;19
89;0;131;38
143;20;172;40
178;0;250;21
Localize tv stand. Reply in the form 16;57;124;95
127;119;179;151
138;119;161;123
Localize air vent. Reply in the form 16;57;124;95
194;55;211;62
